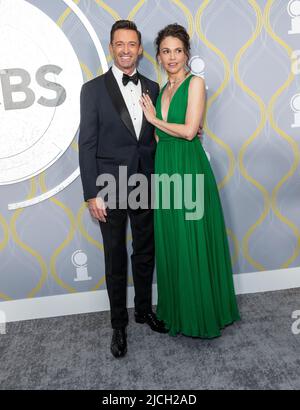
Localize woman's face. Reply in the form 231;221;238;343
158;36;188;75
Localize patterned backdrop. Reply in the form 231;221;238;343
0;0;299;302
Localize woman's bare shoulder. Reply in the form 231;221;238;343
189;75;205;90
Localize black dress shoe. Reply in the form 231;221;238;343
110;328;127;358
135;311;168;333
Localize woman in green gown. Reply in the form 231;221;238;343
140;24;240;338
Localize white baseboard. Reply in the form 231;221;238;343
233;266;300;294
1;267;300;323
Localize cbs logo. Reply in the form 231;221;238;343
0;65;66;110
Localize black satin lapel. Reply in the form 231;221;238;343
139;75;150;140
104;69;136;139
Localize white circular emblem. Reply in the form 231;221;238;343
0;0;83;185
189;56;205;76
72;250;88;267
291;94;300;112
288;0;300;17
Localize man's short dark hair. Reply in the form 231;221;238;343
110;20;142;44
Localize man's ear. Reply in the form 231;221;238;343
109;43;113;56
138;45;143;56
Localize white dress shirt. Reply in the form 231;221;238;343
112;64;143;139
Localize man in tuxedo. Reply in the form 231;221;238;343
79;20;167;359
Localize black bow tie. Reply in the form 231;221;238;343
122;72;139;86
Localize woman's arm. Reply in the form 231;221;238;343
140;76;206;141
154;131;159;142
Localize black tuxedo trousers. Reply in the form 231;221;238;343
100;206;154;328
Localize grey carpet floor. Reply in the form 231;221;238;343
1;288;300;390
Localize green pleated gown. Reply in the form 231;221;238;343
154;75;240;338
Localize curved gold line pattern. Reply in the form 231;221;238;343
71;61;94;153
7;0;84;298
0;212;9;252
80;61;94;81
93;274;106;291
143;51;161;85
55;0;107;291
93;0;122;75
73;0;115;291
227;228;240;267
102;54;112;74
57;0;87;290
57;0;80;27
71;140;79;152
77;204;103;252
77;203;106;291
235;0;269;271
0;212;12;300
94;1;118;77
127;0;146;22
94;0;121;21
264;0;300;268
0;213;11;300
195;0;235;190
72;0;115;290
171;0;194;38
39;172;77;293
129;0;162;84
96;65;104;77
0;293;12;301
57;0;93;152
5;0;92;299
10;178;48;298
127;1;162;84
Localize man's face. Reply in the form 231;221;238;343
109;29;143;74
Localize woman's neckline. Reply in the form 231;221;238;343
160;73;193;122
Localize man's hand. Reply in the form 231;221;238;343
87;197;107;222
